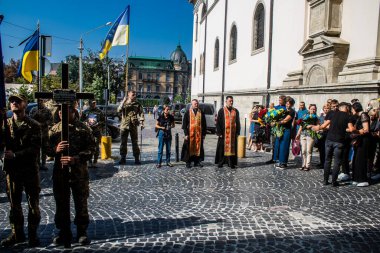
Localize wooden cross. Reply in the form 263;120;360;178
35;63;94;169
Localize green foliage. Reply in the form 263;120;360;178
84;74;105;103
185;87;191;103
173;94;184;103
137;99;159;107
7;84;35;102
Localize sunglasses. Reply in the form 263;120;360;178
10;99;22;104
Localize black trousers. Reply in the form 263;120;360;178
324;140;344;183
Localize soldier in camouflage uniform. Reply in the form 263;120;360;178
118;90;145;165
29;98;53;170
0;94;41;247
47;105;95;247
80;100;105;166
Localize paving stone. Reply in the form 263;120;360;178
1;116;380;252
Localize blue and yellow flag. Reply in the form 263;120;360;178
99;5;130;60
17;30;39;83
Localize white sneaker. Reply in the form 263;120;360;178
340;174;350;181
371;174;380;180
357;182;369;187
337;173;345;181
351;181;358;186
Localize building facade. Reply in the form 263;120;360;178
127;45;191;101
189;0;380;119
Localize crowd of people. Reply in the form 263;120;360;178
1;89;379;249
246;96;380;187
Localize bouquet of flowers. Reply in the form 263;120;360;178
297;113;321;139
264;108;286;137
257;108;267;126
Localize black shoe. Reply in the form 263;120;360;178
323;180;330;186
156;164;162;168
276;163;287;170
194;163;203;168
135;159;141;165
265;159;275;164
230;165;237;169
186;163;191;168
166;162;173;167
217;164;223;168
332;181;339;187
1;233;26;247
77;235;91;245
93;158;98;164
28;236;40;247
118;157;126;165
53;230;72;248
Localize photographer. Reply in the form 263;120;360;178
156;105;175;168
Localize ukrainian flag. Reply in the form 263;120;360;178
17;30;39;83
99;5;130;60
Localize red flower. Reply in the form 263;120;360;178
296;119;303;125
258;108;267;119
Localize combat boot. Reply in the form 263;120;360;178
118;156;126;165
53;229;72;248
28;230;40;248
1;229;26;247
134;158;141;165
77;226;91;245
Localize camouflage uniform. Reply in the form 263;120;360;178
118;100;144;162
1;116;41;245
47;119;95;243
80;107;105;163
29;105;53;168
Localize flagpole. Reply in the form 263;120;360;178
125;5;130;95
37;21;42;92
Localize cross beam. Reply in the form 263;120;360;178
35;63;94;170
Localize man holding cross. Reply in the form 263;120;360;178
47;104;95;247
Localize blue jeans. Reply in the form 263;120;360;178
157;130;172;164
324;140;344;183
273;128;291;165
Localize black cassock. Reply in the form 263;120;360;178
181;108;207;163
215;107;241;166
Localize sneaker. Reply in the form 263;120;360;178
265;159;275;164
351;181;358;186
357;182;369;187
339;173;350;181
276;164;287;170
166;162;174;167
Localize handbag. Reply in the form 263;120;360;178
292;139;301;156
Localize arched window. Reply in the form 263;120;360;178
253;3;265;51
229;24;237;62
200;54;204;75
214;38;219;70
195;14;198;42
194;59;197;77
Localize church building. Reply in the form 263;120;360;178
189;0;380;116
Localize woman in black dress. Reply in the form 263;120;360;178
348;102;370;187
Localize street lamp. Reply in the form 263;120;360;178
79;21;112;111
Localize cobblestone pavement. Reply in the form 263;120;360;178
1;115;380;252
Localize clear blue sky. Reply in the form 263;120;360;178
0;0;194;63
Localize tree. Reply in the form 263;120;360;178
185;87;191;103
173;93;184;103
4;59;27;84
84;74;105;103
